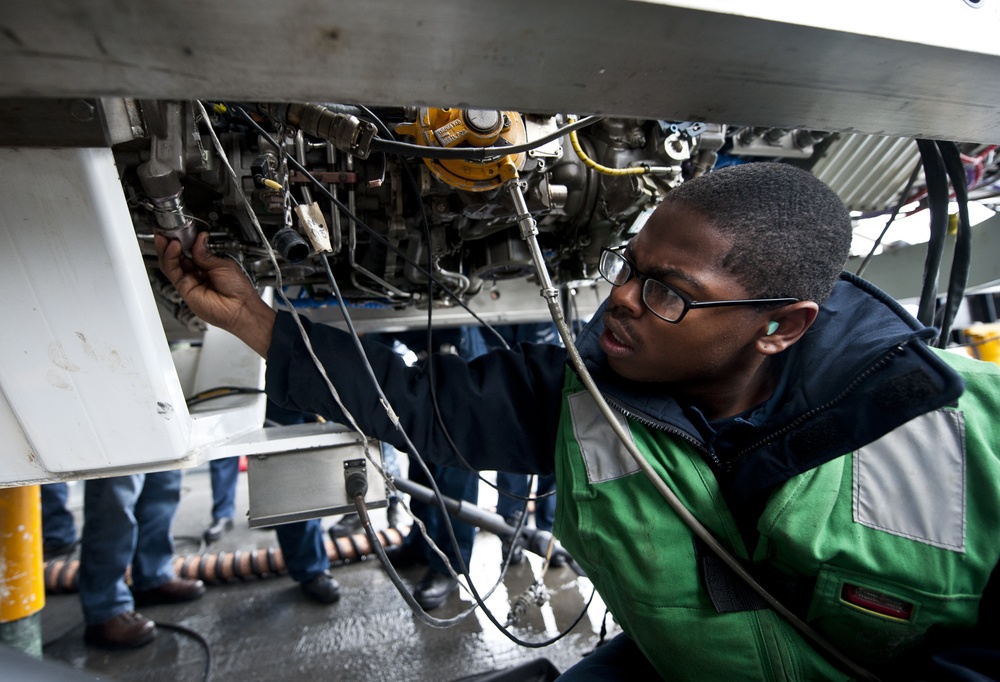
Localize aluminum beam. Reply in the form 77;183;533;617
1;1;999;142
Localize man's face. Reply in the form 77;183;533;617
599;202;766;386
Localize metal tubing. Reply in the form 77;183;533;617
391;477;577;570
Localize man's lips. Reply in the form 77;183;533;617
600;316;635;355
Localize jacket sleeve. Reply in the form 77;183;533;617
264;311;567;475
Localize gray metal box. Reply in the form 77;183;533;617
244;422;387;528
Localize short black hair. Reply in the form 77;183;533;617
662;162;852;304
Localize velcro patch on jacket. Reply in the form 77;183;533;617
568;391;640;483
853;409;966;552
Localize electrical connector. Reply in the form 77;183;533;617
344;458;368;500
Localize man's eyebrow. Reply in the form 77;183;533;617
624;243;705;293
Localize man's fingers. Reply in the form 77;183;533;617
191;231;227;269
155;233;186;285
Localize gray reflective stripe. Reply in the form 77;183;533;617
568;391;640;483
853;409;966;552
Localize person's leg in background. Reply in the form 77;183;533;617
275;519;341;604
41;482;77;558
204;456;239;543
80;471;206;650
129;469;205;608
533;475;558;533
264;399;341;604
129;470;199;596
79;475;151;648
412;462;479;610
495;472;530;566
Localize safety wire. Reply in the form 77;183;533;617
505;176;881;681
201;101;592;644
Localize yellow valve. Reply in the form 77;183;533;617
395;107;526;192
0;485;45;623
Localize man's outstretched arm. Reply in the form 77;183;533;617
155;232;276;357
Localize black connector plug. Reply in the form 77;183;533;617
344;458;368;500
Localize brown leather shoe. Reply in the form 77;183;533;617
132;577;206;606
84;611;156;649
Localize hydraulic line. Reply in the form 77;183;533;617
41;527;405;594
505;177;880;682
915;139;951;331
568;126;648;177
369;116;602;161
935;141;973;348
391;478;577;573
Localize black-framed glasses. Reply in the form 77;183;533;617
598;247;799;323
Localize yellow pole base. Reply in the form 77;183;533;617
0;485;45;623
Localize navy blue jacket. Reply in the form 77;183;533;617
266;273;963;504
265;273;996;680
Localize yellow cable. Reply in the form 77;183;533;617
568;126;647;176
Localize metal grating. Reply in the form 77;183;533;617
811;133;922;214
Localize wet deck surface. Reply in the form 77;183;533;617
36;464;618;681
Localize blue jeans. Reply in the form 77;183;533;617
275;519;329;583
495;473;556;533
79;471;182;624
209;456;239;521
557;633;659;680
404;459;479;575
41;482;77;548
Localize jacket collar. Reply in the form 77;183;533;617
574;272;965;506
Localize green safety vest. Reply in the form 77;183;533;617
552;350;1000;680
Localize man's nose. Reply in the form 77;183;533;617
608;277;644;317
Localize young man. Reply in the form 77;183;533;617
157;163;999;680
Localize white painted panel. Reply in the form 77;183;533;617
0;147;193;479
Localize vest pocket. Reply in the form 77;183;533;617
806;564;979;668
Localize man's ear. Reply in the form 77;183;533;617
756;301;819;356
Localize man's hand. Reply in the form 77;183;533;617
155;231;276;357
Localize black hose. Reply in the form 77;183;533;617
915;139;950;330
935;141;973;348
369;116;602;160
